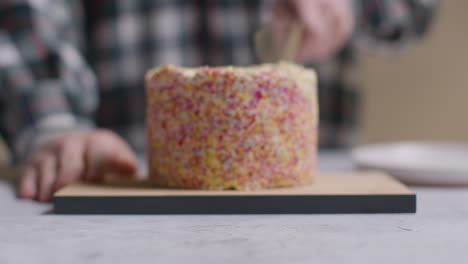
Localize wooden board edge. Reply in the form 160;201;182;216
54;193;416;214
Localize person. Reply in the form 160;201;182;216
0;0;437;202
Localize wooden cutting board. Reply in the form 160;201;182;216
54;171;416;214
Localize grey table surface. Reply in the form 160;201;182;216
1;151;467;264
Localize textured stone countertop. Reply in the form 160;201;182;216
1;151;467;264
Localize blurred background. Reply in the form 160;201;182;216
0;1;466;164
361;0;468;143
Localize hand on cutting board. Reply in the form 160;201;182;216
18;130;138;202
273;0;355;63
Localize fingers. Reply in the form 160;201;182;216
18;133;87;202
19;151;57;202
333;0;355;50
297;1;331;61
84;138;106;182
275;0;354;63
273;0;328;62
99;151;139;182
53;138;86;192
84;130;138;181
18;166;37;199
37;154;57;202
110;146;138;176
17;130;137;201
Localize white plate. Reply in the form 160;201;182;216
351;142;468;185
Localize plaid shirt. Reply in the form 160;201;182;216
0;0;437;162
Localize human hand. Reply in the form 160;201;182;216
272;0;355;63
18;129;138;202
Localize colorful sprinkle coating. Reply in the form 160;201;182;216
145;62;318;190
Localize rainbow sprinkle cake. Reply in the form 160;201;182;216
145;62;318;190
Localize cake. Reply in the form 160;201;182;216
145;62;318;190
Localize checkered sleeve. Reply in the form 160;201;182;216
353;0;439;51
0;0;98;162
